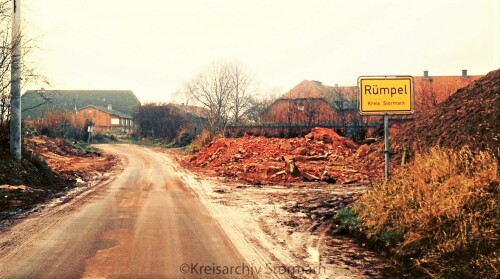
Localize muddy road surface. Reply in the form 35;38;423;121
0;145;256;279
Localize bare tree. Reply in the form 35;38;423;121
184;62;233;133
0;0;48;148
245;87;281;124
184;61;256;132
228;63;253;125
417;80;439;112
0;0;17;147
304;101;319;125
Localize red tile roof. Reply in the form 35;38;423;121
280;80;357;103
281;80;325;99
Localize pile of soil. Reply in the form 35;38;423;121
359;68;500;176
188;127;367;185
24;136;116;182
1;136;117;219
0;147;64;216
399;68;499;153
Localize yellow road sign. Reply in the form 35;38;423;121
358;76;414;115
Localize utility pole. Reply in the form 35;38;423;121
10;0;21;160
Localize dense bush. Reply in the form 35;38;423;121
351;147;499;278
133;103;206;146
171;128;195;147
23;111;87;140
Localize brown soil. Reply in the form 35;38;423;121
401;68;499;152
0;136;117;220
166;147;393;278
187;127;368;185
24;136;116;183
180;128;399;277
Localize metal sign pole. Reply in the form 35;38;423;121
384;114;389;180
358;76;414;181
87;126;92;144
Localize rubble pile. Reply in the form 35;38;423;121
188;127;367;185
24;136;116;183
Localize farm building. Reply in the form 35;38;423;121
77;104;134;132
21;90;140;120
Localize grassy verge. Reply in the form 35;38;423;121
66;140;100;154
334;146;499;278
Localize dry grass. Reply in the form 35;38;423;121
187;129;214;153
354;146;499;278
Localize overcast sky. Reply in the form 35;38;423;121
22;0;500;103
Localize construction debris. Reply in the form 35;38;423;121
187;127;367;185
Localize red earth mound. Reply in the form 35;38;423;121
24;136;116;183
188;127;367;185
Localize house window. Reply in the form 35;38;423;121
111;118;120;125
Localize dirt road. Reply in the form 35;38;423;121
0;145;257;279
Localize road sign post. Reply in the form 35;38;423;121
384;114;389;179
358;76;415;180
87;126;94;144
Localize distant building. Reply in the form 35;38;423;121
21;90;140;120
263;80;359;125
77;104;133;132
257;80;370;139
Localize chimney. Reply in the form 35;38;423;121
462;69;468;78
423;70;429;78
107;104;112;110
